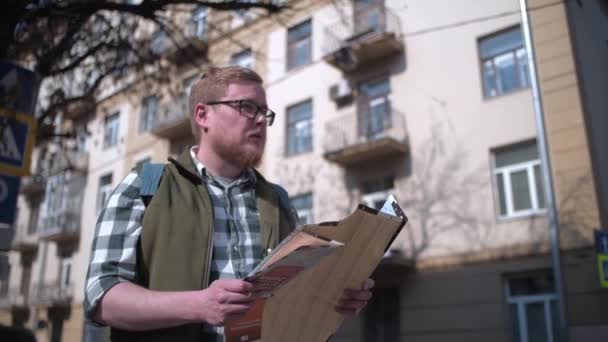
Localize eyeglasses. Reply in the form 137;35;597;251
206;99;275;126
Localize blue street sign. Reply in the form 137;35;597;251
595;229;608;254
0;174;20;225
0;62;39;115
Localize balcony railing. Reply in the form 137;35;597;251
151;95;191;139
39;210;80;243
20;174;47;198
323;4;403;71
31;283;73;307
323;107;408;166
150;25;208;64
49;150;89;175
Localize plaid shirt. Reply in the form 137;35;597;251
84;147;264;337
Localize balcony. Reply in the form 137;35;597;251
150;24;208;64
323;4;403;72
31;283;73;308
151;95;190;139
49;150;89;175
39;210;80;243
20;175;46;199
10;223;38;254
323;107;408;167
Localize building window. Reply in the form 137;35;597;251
286;100;313;156
291;193;313;225
287;19;312;70
359;77;391;139
59;258;72;289
44;174;66;231
230;48;254;69
364;288;400;342
103;111;120;148
140;95;158;133
505;270;559;342
190;7;207;40
479;26;529;98
361;176;394;210
96;173;113;213
493;140;545;219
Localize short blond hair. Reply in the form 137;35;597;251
189;66;264;139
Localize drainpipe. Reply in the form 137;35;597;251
519;1;568;341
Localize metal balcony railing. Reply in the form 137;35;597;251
322;3;402;69
49;150;89;175
31;283;73;307
39;210;80;242
151;95;190;139
323;107;408;166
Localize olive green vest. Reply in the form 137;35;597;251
110;150;295;342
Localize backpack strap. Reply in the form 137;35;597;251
140;163;165;207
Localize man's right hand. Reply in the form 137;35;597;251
196;279;254;326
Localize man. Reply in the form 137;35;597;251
84;66;373;342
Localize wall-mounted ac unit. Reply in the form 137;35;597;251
329;80;353;103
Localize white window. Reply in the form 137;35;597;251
287;19;312;70
230;48;254;69
479;26;530;98
96;173;113;213
291;193;313;225
60;258;72;289
286;100;313;156
190;7;207;40
103;111;120;148
44;174;67;231
361;176;394;210
493;141;546;219
505;271;559;342
139;95;157;133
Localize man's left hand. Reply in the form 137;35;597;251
335;278;374;315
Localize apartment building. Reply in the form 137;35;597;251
1;0;606;341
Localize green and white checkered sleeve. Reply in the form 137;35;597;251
83;170;145;322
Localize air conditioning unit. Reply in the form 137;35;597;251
329;80;353;103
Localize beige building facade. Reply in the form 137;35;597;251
1;1;606;341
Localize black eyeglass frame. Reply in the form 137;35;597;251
205;99;276;126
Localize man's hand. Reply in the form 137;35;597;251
335;278;374;315
197;279;254;326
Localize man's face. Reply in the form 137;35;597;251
202;80;268;169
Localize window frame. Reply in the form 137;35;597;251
504;272;558;342
96;173;114;214
477;25;529;99
103;111;120;149
286;19;313;71
230;48;254;69
139;95;158;133
290;193;313;225
492;142;546;220
285;99;314;156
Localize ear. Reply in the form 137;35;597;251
194;103;211;131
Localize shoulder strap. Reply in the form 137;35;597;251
140;163;165;207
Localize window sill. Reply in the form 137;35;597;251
497;209;547;223
482;86;531;102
